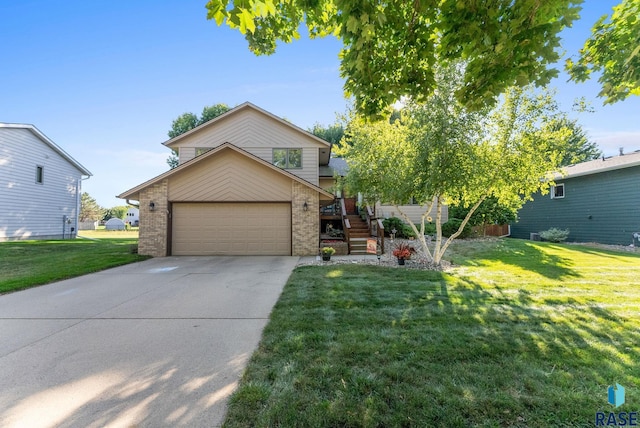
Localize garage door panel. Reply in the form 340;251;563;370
172;203;291;256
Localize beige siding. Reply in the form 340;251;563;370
172;202;291;256
319;177;336;192
171;108;323;185
377;203;449;225
168;149;292;201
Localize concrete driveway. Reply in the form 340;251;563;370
0;256;298;428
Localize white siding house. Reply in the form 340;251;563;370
0;123;92;241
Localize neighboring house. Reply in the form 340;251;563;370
376;202;448;226
125;207;139;227
0;123;92;241
511;150;640;246
118;103;334;257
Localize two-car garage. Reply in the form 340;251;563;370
171;202;292;256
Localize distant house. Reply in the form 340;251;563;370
511;151;640;246
125;207;139;227
0;123;92;241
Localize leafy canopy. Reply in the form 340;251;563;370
567;0;640;104
341;64;573;264
205;0;582;115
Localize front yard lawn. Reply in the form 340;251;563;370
224;239;640;427
0;238;149;293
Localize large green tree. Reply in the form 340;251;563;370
205;0;581;115
554;117;601;166
567;0;640;104
79;192;104;222
342;66;572;264
166;103;232;168
309;122;345;152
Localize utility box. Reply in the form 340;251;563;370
530;232;541;241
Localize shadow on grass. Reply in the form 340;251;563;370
223;264;640;427
396;270;640;425
452;239;581;280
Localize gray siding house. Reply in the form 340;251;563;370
0;123;92;241
511;151;640;246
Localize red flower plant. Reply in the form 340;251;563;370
392;242;416;260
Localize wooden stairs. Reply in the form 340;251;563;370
347;215;371;255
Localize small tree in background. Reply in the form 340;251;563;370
166;103;232;169
554;117;602;167
79;192;104;222
309;122;345;150
102;206;129;222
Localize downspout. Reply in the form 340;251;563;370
74;175;91;238
499;224;511;238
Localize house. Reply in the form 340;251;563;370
0;123;92;241
125;207;139;227
511;150;640;246
118;103;336;257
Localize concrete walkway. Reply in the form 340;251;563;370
0;256;298;428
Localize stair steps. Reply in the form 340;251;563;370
347;215;373;254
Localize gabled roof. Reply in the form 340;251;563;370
118;142;334;200
162;102;332;165
0;123;92;176
556;150;640;180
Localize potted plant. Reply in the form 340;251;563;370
392;242;415;265
321;246;336;261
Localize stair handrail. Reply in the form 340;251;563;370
365;204;385;254
340;198;351;248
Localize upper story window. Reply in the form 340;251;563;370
551;183;565;199
273;148;302;169
35;165;44;184
195;147;213;157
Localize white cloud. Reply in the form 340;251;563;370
587;129;640;156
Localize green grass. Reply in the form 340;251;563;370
0;238;149;293
79;228;139;239
224;239;640;427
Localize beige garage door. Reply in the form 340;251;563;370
172;203;291;256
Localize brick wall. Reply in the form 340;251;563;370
292;181;319;256
138;179;169;257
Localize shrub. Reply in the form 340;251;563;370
382;217;404;235
321;246;336;256
539;228;570;243
441;218;473;238
382;217;419;238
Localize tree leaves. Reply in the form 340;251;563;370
340;64;575;264
567;0;640;103
205;0;582;116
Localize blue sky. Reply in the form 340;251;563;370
2;1;638;208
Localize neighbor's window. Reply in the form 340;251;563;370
35;165;44;184
195;147;213;156
273;148;302;169
551;183;565;199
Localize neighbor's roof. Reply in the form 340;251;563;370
320;157;348;177
0;123;92;176
556;150;640;180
